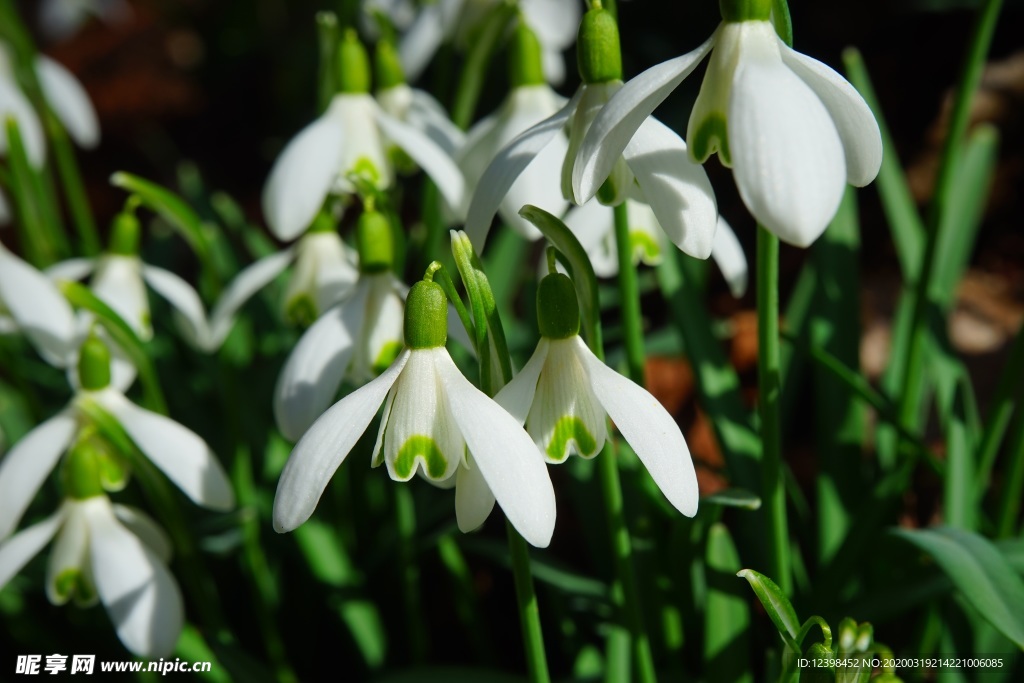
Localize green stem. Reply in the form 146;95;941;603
394;484;428;663
995;409;1024;538
756;226;790;595
507;521;552;683
45;111;100;256
613;202;645;385
450;2;516;129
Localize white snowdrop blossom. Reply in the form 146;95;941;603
573;8;882;247
564;201;749;297
274;280;556;547
262;32;465;242
397;0;579;85
466;8;719;261
0;243;77;366
0;493;182;657
0;337;234;544
495;273;699;517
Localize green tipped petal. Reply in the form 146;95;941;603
393;435;450;480
546;415;598;462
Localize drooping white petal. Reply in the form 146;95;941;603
274;283;369;442
284;232;359;319
0;245;77;365
91;255;151;339
465;88;582;250
375;107;466;218
35;55;100;148
438;351;556;548
563;200;618;278
624;117;718;259
46;257;96;282
710;216;748;298
86;497;183;657
407;88;465;156
520;0;580;51
398;2;445;83
455;458;496;532
112;504;172;564
0;77;46;167
46;502;90;604
92;388;234;511
729;42;846;247
140;265;210;348
0;507;64;590
262;107;345;241
274;350;410;533
335;94;392;192
573;34;715;204
578;337;698;516
494;338;550;425
779;44;882;187
0;409;76;540
350;274;405;382
204;248;296;351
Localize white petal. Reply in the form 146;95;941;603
710;216;748;298
274;283;368;442
573;35;715;204
140;265;210;349
375;107;466;218
46;502;89;604
398;3;444;82
500;129;569;240
455;458;496;532
350;275;404;382
0;78;46;167
541;47;565;87
494;338;550;425
407;88;465;156
0;409;76;540
273;350;409;533
579;337;698;517
86;497;183;657
0;245;77;365
563;200;618;277
520;0;580;51
46;257;96;282
94;389;234;511
779;44;882;187
35;56;100;148
464;88;582;250
262;108;345;241
205;248;295;350
112;504;172;564
729;48;846;247
624;117;718;259
438;352;556;548
91;255;150;339
0;508;63;590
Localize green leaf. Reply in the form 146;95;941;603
703;489;762;510
706;525;752;683
737;568;801;652
373;668;526;683
892;526;1024;648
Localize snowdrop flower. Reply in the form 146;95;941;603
0;335;234;543
459;23;569;240
0;242;77;365
0;44;46;168
274;279;556;547
495;272;698;517
275;209;405;441
0;444;182;656
398;0;579;85
262;30;465;242
564;201;749;297
466;8;719;261
573;0;882;247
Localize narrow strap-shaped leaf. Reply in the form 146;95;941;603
705;525;752;683
737;568;801;653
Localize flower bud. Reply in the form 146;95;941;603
337;29;371;94
537;273;580;340
78;335;111;391
375;39;406;90
802;643;836;683
61;438;106;500
108;211;141;256
355;209;394;274
509;21;545;88
577;8;622;84
719;0;771;22
404;280;447;349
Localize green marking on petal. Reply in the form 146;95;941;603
393;435;449;480
630;231;662;266
690;112;730;166
546;416;598;463
54;569;79;602
285;294;318;328
99;450;130;492
73;574;97;607
350;157;382;187
372;340;403;376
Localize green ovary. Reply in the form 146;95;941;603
546;416;598;462
690;112;731;165
372;341;403;376
393;435;450;480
